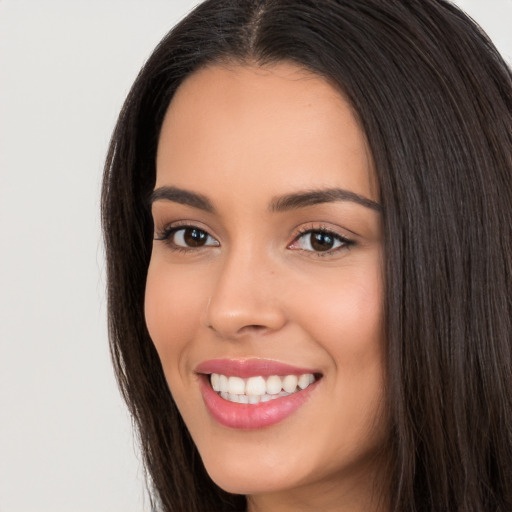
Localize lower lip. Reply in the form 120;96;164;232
199;375;319;429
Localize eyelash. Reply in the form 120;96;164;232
154;224;219;254
154;224;354;256
290;227;355;256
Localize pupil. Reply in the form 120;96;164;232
311;232;334;251
184;228;207;247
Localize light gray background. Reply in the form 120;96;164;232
0;1;511;511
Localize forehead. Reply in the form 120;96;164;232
156;62;377;203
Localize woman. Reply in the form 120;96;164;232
102;1;512;511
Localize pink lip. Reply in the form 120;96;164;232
195;358;319;378
196;359;321;430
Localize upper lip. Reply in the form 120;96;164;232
195;358;321;378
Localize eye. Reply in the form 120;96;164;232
155;225;219;250
289;228;353;254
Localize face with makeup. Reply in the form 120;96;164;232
145;62;388;511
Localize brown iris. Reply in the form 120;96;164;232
182;228;209;247
310;232;336;251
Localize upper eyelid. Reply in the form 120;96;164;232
155;223;218;240
154;225;220;251
154;219;215;235
292;223;354;240
154;221;355;246
295;226;344;236
291;227;353;245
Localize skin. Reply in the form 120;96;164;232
145;62;389;512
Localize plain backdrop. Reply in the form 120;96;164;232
0;1;511;511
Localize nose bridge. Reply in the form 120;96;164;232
204;240;286;339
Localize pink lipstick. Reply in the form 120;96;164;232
196;359;321;429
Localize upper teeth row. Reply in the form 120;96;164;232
210;373;316;396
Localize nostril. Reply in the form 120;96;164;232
204;290;287;338
208;323;267;334
240;324;269;333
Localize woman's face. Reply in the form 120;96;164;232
146;62;388;509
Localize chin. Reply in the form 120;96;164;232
207;468;294;496
200;449;305;496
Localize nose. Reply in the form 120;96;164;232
203;247;287;340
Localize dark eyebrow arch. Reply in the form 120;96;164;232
149;186;215;213
269;188;382;213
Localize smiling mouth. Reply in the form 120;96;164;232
210;373;317;404
197;360;322;428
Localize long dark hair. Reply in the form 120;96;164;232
102;1;512;510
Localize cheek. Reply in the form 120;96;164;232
298;263;384;357
298;263;386;424
144;261;203;374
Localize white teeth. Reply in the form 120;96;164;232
266;375;282;395
211;373;220;392
282;375;298;393
219;374;229;393
246;376;266;396
298;373;313;389
209;372;317;404
248;394;260;404
228;392;240;403
228;376;245;394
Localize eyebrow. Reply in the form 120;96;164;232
269;188;382;213
149;186;215;212
149;185;382;213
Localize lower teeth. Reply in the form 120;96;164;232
219;391;291;404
